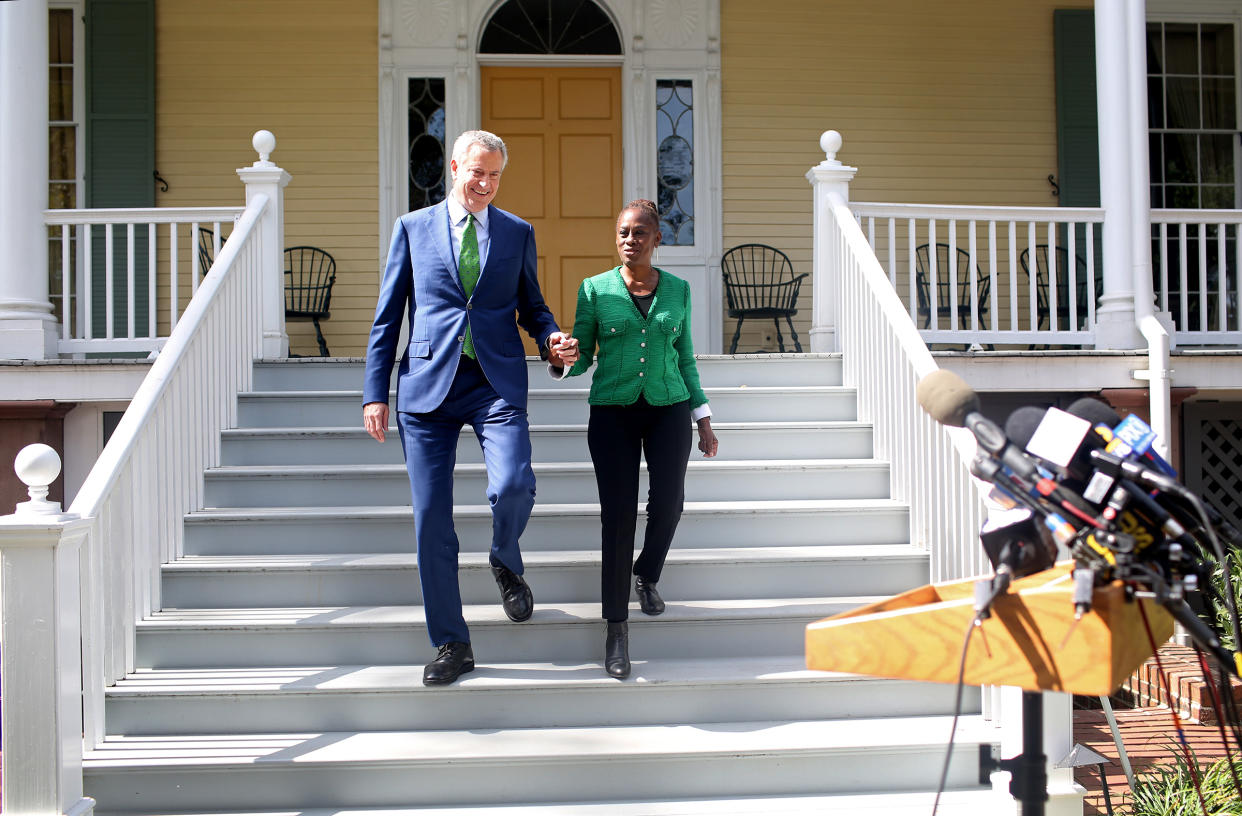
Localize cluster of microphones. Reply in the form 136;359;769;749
917;369;1242;679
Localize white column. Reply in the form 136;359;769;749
805;131;858;353
236;131;291;359
0;0;58;360
1092;0;1146;349
0;445;95;816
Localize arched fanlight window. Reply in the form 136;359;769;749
480;0;622;55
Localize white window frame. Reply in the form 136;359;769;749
1147;1;1242;206
49;0;86;340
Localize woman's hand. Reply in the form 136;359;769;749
696;418;718;458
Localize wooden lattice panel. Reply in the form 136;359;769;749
1184;402;1242;531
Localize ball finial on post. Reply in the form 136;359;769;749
252;130;277;166
820;130;843;164
13;444;63;516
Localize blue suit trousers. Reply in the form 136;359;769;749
397;356;536;646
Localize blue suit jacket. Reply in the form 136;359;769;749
363;201;560;413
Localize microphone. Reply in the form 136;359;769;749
1088;448;1183;495
917;370;1047;483
1012;403;1196;562
1066;397;1177;477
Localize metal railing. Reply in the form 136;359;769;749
66;193;268;745
44;206;243;354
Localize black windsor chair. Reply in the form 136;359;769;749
284;246;337;357
720;243;808;354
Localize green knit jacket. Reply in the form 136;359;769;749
566;267;708;410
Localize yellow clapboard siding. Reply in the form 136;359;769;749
155;0;379;357
719;0;1090;351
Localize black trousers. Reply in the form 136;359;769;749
588;397;692;622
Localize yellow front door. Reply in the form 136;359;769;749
482;66;623;353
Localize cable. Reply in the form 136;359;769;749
931;617;978;816
1177;490;1242;666
1139;601;1209;815
1193;645;1242;801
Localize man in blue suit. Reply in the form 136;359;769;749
362;130;579;685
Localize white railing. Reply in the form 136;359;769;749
853;202;1242;349
821;202;990;582
1151;208;1242;345
44;207;242;354
851;202;1105;348
66;192;268;746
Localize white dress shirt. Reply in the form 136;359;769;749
447;194;490;272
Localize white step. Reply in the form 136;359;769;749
160;545;927;608
201;459;891;507
182;500;912;555
235;386;859;427
90;790;1004;816
249;355;845;392
83;716;996;812
104;654;977;735
219;421;875;466
134;598;869;668
86;356;990;814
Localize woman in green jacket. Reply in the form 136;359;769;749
559;198;718;678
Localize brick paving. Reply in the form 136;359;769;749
1073;706;1236;815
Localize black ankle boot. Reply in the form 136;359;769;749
635;576;665;616
605;620;630;679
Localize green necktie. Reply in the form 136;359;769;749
458;213;481;359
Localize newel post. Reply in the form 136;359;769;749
0;445;95;816
805;131;858;353
237;130;292;359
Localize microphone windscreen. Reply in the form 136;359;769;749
1066;397;1121;429
1003;406;1050;449
916;369;979;428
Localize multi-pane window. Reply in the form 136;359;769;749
408;78;446;210
479;0;621;55
1148;21;1237;208
1147;21;1240;334
48;6;81;327
656;79;694;246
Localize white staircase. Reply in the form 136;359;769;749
83;354;1002;814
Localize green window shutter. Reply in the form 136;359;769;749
85;0;155;341
1054;9;1099;208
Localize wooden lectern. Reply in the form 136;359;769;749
805;561;1174;695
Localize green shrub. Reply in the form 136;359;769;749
1204;548;1242;652
1125;752;1242;815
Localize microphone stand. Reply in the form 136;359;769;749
973;543;1050;816
979;691;1049;816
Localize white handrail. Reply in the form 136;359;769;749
828;192;990;582
43;206;243;225
67;192;269;746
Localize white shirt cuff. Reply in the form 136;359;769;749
691;403;712;422
547;362;571;380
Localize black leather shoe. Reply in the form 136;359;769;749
605;621;630;679
423;641;474;686
635;576;665;616
492;563;533;622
